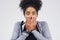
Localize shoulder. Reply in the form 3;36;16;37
37;21;48;27
14;21;22;28
37;21;48;24
14;21;25;27
15;21;22;25
13;21;23;30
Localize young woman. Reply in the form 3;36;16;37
11;0;52;40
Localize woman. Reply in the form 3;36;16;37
11;0;52;40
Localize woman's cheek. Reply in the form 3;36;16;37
32;16;36;20
26;17;31;21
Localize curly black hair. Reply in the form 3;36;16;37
19;0;42;13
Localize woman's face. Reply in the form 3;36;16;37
24;6;38;22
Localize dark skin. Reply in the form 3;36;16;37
24;6;38;32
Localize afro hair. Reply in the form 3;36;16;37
19;0;42;13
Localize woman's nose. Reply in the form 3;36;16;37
30;17;32;19
29;13;33;17
28;13;33;19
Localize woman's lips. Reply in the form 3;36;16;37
28;17;33;22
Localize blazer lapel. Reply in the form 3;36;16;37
37;21;42;33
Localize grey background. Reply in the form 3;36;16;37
0;0;60;40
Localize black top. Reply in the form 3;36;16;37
25;32;37;40
23;25;39;40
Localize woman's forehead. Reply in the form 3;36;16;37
25;6;36;11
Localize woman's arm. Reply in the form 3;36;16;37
11;22;29;40
31;21;52;40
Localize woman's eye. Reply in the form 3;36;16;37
32;12;35;15
26;12;30;15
